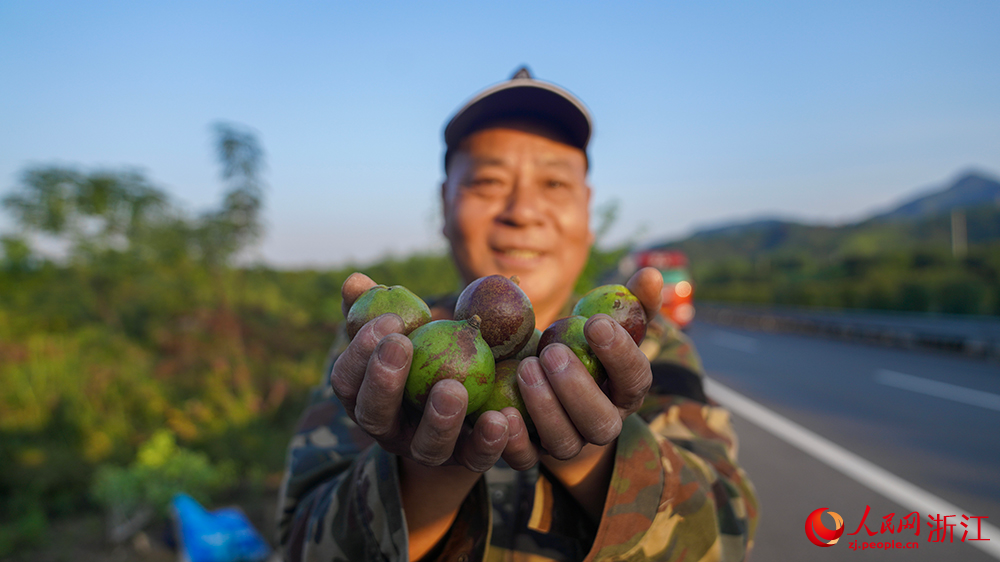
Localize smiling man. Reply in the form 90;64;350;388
442;120;593;330
278;68;758;562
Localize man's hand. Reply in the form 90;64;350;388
333;272;512;472
502;267;662;469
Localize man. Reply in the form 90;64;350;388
278;68;758;561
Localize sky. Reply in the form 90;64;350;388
2;1;998;267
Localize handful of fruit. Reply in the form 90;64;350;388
346;275;647;427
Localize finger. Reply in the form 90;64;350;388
409;379;468;466
341;272;377;317
626;267;663;321
499;408;540;470
538;343;621;446
353;334;412;440
453;410;509;473
517;356;585;460
331;313;404;415
585;315;652;418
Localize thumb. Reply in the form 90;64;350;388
626;267;663;321
342;272;378;317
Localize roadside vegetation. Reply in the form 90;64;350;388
693;244;1000;315
0;128;454;554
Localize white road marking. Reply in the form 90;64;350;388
710;331;758;354
705;378;1000;559
875;369;1000;413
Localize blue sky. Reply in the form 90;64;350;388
2;1;998;266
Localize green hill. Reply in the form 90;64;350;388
650;171;1000;315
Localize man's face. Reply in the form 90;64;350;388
442;125;593;324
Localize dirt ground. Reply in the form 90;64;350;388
5;490;280;562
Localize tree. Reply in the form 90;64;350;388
196;122;267;266
2;167;167;256
2;122;266;268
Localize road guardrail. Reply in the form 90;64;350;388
696;302;1000;361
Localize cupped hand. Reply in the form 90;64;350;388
332;272;511;472
502;267;662;467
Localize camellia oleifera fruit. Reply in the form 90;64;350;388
538;316;607;384
346;284;432;340
404;315;496;414
454;275;535;361
471;359;533;432
572;284;647;345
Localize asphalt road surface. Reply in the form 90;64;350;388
688;321;1000;561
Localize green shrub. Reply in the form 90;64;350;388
92;430;237;521
896;283;931;312
936;278;987;314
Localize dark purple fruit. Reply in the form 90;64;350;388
538;316;606;384
572;284;647;345
404;315;495;413
454;275;535;361
346;284;431;340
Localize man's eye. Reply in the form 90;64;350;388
469;178;503;188
545;179;568;189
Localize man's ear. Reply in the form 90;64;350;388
585;184;596;247
440;180;450;238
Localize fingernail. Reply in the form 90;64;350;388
372;313;403;339
483;421;506;444
430;389;464;417
588;317;616;348
518;359;545;388
505;413;524;439
377;338;407;370
540;345;570;374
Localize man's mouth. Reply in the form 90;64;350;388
491;247;546;269
496;249;542;260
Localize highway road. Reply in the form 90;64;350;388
687;321;1000;561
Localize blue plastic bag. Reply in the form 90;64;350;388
171;493;271;562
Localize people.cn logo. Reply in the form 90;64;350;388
805;507;845;547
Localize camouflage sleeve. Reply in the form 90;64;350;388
641;314;708;402
585;315;759;561
275;383;409;562
276;327;412;562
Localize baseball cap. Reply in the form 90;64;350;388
443;66;592;169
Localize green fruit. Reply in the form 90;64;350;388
510;329;542;360
538;316;606;384
573;284;647;345
346;284;431;339
405;315;496;413
455;275;535;361
472;359;533;432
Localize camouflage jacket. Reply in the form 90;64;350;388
277;305;759;562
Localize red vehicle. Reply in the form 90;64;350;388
618;250;695;328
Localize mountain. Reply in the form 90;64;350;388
648;169;1000;262
640;169;1000;315
655;170;1000;251
869;171;1000;222
691;218;796;237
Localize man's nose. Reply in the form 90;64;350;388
497;182;544;227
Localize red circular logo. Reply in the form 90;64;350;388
805;507;845;547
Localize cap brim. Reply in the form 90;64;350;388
444;80;592;154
